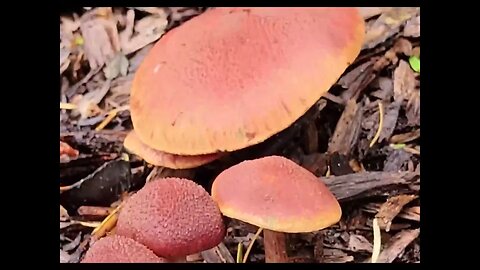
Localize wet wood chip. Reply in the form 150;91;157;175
201;243;235;263
323;171;419;202
375;194;418;231
348;234;373;253
328;100;363;156
376;229;420;263
323;249;354;263
384;149;412;172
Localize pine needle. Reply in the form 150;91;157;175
370;102;384;148
242;227;263;263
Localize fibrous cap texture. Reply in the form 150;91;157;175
130;7;365;155
211;155;342;233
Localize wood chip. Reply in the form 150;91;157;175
358;7;394;20
394;60;417;101
376;229;420;263
384;149;412;172
201;243;235;263
328;100;363;156
363;204;420;222
323;249;354;263
323;171;419;202
363;8;419;49
375;194;418;231
390;129;420;144
348;234;373;253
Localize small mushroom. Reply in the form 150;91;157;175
128;7;365;156
211;155;342;263
116;177;226;261
124;130;222;169
81;235;167;263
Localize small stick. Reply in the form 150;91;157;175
370;102;384;148
242;227;263;263
371;218;381;263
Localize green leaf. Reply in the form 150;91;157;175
409;56;420;73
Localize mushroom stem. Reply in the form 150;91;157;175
263;229;289;263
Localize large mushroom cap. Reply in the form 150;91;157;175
124;130;222;169
81;235;167;263
130;7;365;155
116;177;226;259
211;155;341;233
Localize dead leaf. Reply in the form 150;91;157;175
103;53;129;80
348;234;373;253
358;7;394;20
384;149;412;172
403;15;420;37
379;100;402;142
370;77;394;100
128;44;153;73
120;10;168;55
60;249;71;263
393;60;420;126
63;234;82;252
363;7;419;49
80;7;121;69
131;7;168;16
375;194;418;231
394;60;417;101
71;80;111;119
376;229;420;263
390;129;420;144
372;38;413;72
60;205;70;221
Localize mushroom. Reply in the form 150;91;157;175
211;155;342;263
128;7;364;157
124;130;222;169
116;177;226;261
81;235;167;263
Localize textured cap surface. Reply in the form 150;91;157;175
81;235;167;263
211;155;342;233
116;177;226;258
130;7;365;155
124;130;221;169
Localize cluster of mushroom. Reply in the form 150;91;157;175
82;155;343;263
83;7;365;263
123;7;365;170
82;177;226;262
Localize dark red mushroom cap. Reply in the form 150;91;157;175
116;177;226;259
81;235;167;263
130;7;365;155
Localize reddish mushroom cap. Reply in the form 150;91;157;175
81;235;167;263
130;7;365;155
116;177;226;259
211;155;341;233
124;130;222;169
